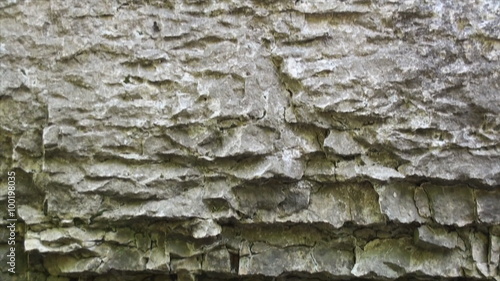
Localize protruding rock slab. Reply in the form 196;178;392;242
239;245;353;276
414;225;464;250
352;238;469;279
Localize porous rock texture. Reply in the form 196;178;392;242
0;0;499;280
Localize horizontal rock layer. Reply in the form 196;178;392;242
0;0;499;280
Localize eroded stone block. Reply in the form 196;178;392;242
414;225;463;250
202;248;231;273
414;186;432;218
376;182;426;224
476;189;500;224
240;245;353;276
352;238;412;279
323;130;364;156
352;237;469;279
424;184;476;226
309;182;384;227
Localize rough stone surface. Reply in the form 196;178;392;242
476;189;500;224
0;0;499;280
423;183;476;227
351;237;469;279
414;224;464;250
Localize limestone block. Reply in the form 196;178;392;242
476;189;500;224
424;184;476;226
414;225;464;250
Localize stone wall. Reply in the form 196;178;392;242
1;0;499;280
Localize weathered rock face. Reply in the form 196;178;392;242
1;0;499;280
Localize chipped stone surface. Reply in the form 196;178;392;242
376;182;426;224
0;0;499;280
240;245;353;276
323;130;364;156
414;225;464;250
414;185;432;219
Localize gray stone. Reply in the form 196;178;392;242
38;227;105;243
491;234;500;266
232;180;311;219
104;228;136;245
240;245;353;276
352;238;412;279
311;246;354;276
309;182;384;227
17;205;47;225
148;230;169;267
398;150;500;186
25;237;82;254
147;246;170;271
348;182;386;225
424;184;476;226
165;239;203;258
376;182;426;224
202;248;231;273
335;157;404;182
2;0;499;280
171;256;202;273
414;225;463;250
414;186;432;218
323;130;364;156
470;231;489;264
44;255;102;275
190;219;222;239
15;129;43;157
98;246;146;272
352;238;469;278
476;189;500;224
